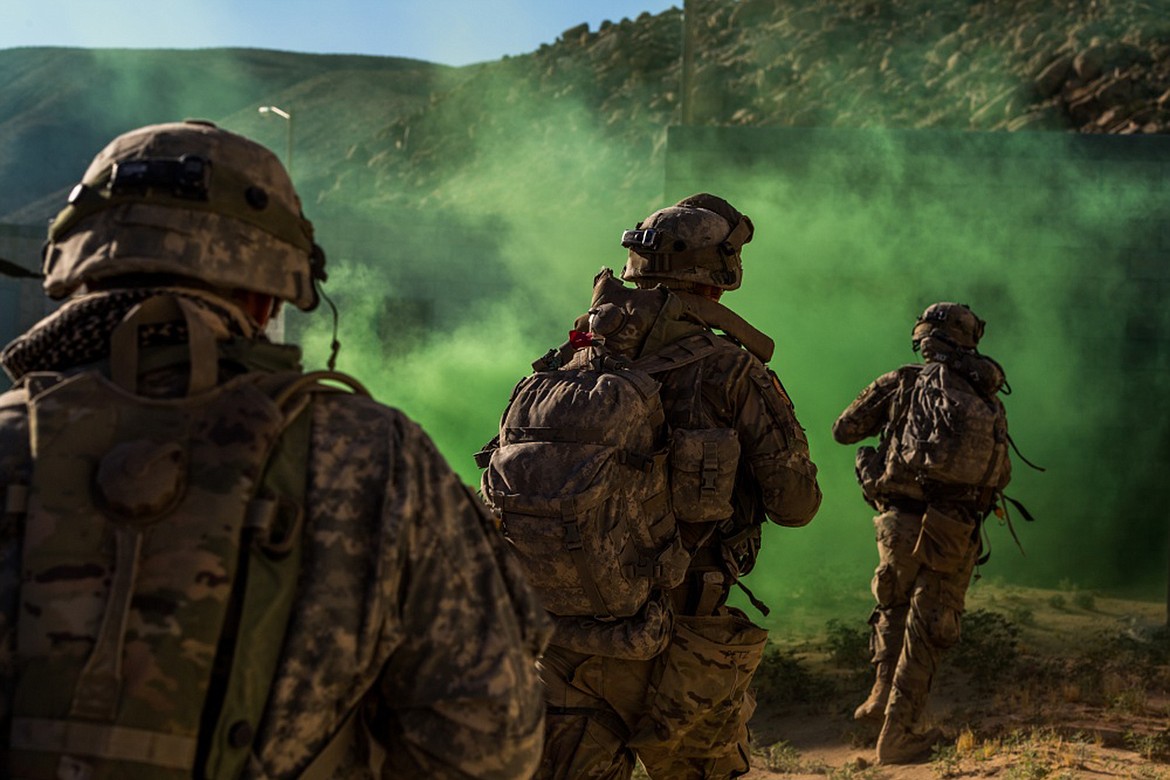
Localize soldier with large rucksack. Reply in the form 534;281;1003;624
833;301;1015;765
478;194;822;779
0;120;549;779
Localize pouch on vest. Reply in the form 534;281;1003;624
629;610;767;756
854;445;883;507
669;428;740;523
912;506;976;574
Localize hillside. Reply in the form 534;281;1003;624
0;46;454;221
3;0;1168;222
328;0;1170;214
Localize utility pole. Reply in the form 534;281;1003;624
258;105;294;179
682;0;696;125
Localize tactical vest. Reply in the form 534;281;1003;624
0;295;368;780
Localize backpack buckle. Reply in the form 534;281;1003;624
562;520;584;552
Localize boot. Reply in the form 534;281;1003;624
876;720;943;765
853;662;893;724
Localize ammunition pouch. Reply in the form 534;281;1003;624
912;506;976;574
629;609;767;755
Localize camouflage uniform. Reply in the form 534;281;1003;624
0;120;550;779
537;198;821;779
833;367;981;729
832;303;1005;764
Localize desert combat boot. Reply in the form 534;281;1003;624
876;720;943;764
853;662;893;724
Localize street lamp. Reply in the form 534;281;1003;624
257;104;294;344
258;105;294;178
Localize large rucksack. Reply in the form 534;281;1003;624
886;360;1011;498
0;294;368;780
477;276;739;619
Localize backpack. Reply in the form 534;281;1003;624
477;277;738;619
888;360;1011;497
0;294;368;780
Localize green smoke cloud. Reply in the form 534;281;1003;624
289;115;1170;624
266;6;1170;624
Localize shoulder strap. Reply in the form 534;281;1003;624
201;369;369;779
631;331;726;375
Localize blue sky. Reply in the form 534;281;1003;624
2;1;679;66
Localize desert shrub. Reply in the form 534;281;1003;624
824;617;871;669
752;646;833;706
950;609;1021;691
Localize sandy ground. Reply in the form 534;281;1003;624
739;585;1170;779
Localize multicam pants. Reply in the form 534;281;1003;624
536;608;768;780
868;504;979;726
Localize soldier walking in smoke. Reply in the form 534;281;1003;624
833;302;1013;764
478;193;822;779
0;120;550;779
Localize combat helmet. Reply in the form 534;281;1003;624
912;302;985;351
620;193;754;291
42;119;325;311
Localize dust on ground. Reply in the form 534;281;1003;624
740;583;1170;779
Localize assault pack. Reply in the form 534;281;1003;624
0;294;367;780
863;355;1012;507
477;271;740;620
896;360;1011;495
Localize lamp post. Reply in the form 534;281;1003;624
682;0;695;125
257;105;294;344
258;105;294;178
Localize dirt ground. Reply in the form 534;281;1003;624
739;584;1170;779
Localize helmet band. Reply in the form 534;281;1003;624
48;157;315;254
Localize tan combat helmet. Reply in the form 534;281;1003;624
620;193;754;291
912;302;985;351
42;119;325;311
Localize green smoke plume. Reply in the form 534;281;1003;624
266;3;1170;624
286;105;1170;624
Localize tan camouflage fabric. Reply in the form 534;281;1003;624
481;359;689;619
9;368;294;780
536;276;821;779
834;363;988;733
865;506;979;728
539;608;766;780
43;121;320;311
0;293;551;779
898;361;1010;491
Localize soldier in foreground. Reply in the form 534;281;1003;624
0;120;550;779
479;194;821;778
833;303;1012;764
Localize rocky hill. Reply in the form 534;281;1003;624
3;0;1167;223
332;0;1170;215
0;46;453;221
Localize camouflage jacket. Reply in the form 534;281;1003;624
832;364;921;449
0;290;551;779
832;358;1009;514
574;285;822;590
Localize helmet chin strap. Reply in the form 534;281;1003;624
315;278;342;371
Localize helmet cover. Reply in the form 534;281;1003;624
42;120;324;310
620;193;753;291
912;302;985;351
